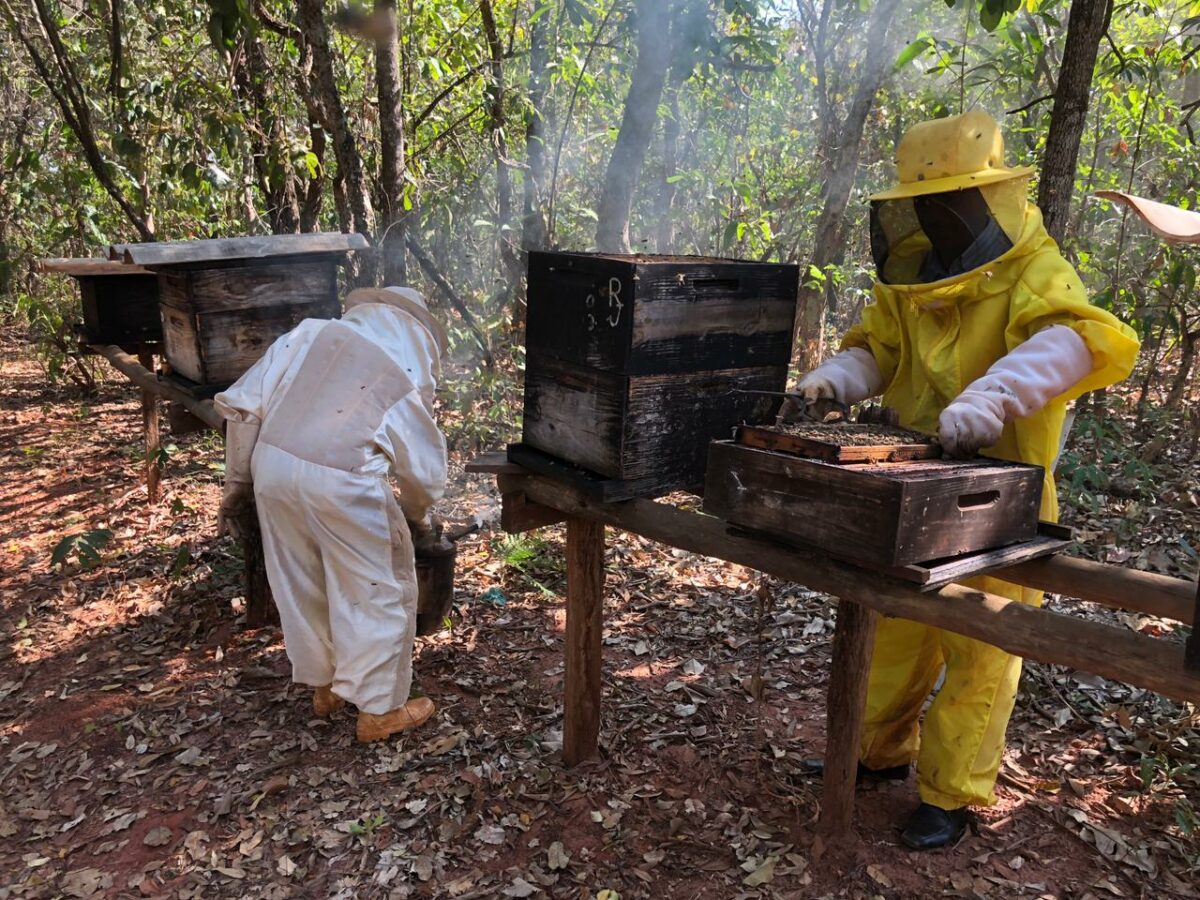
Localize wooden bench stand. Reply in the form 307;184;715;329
466;455;1200;839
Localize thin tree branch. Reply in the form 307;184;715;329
1007;93;1055;115
404;232;494;366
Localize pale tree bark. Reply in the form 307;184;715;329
521;0;550;253
297;0;377;284
374;0;407;284
655;84;681;252
794;0;904;372
595;0;671;253
3;0;155;240
1037;0;1113;244
239;37;302;233
480;0;518;277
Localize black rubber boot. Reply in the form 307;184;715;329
900;803;969;850
800;759;911;783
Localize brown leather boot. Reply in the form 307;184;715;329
313;685;345;717
356;697;436;742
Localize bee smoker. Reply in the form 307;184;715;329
414;523;476;635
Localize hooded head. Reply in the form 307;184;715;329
869;111;1035;285
344;286;448;359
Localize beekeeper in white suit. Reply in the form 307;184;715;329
213;286;448;742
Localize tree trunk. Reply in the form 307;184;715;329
6;0;155;240
1037;0;1113;244
521;0;550;254
375;0;407;285
656;85;680;253
297;0;376;283
1166;326;1198;409
595;0;671;253
793;0;904;372
480;0;517;279
242;37;302;234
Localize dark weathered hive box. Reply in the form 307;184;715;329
525;251;797;374
703;441;1043;567
519;252;799;497
156;260;339;386
111;234;368;388
38;258;162;346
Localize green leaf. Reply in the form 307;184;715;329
894;36;933;70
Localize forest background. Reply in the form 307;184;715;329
0;1;1199;893
2;0;1199;454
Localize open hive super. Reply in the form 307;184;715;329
704;422;1046;568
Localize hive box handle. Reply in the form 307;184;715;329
692;277;740;293
958;490;1000;510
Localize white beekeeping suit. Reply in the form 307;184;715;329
213;286;448;742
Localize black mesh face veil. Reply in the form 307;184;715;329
869;187;1015;285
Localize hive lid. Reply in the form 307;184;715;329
109;233;371;267
38;257;151;276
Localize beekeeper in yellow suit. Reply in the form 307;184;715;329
796;112;1140;848
213;286;449;743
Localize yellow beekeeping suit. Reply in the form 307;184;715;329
841;113;1140;809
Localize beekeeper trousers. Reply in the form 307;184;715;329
251;443;418;715
859;575;1042;809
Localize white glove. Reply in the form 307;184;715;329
798;348;885;405
218;481;254;539
218;420;260;538
938;325;1093;458
782;348;884;421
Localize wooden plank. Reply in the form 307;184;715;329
564;517;605;765
90;345;223;430
517;474;1200;704
736;424;940;464
819;600;878;838
501;490;567;534
465;452;525;475
111;233;369;267
507;443;653;503
1184;578;1200;671
890;524;1070;589
38;257;150;276
138;349;161;504
999;555;1195;625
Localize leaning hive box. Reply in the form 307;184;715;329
516;251;800;497
110;234;368;389
38;258;162;346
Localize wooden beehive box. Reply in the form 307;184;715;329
110;234;369;389
38;258;162;346
704;441;1044;567
516;251;799;498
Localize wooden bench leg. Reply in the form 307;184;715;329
819;598;879;839
563;516;604;766
1186;578;1200;671
137;349;160;504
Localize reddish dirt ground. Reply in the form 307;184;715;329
1;331;1197;899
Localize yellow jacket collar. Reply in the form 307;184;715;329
878;205;1048;310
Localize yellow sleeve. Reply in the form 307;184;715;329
1006;249;1140;400
839;287;902;385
